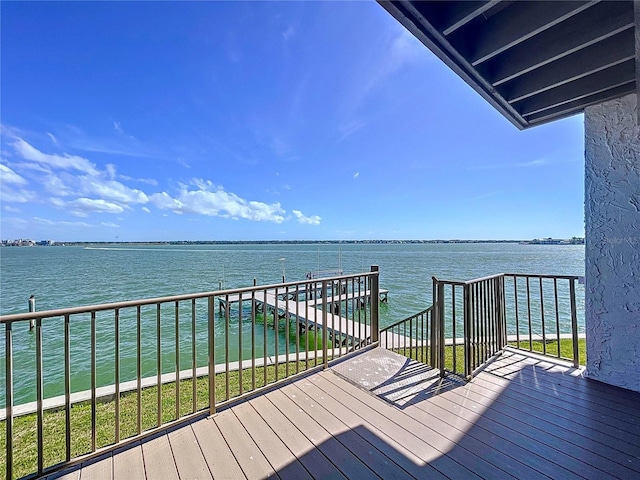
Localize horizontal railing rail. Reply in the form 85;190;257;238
379;306;435;368
433;274;505;378
430;272;582;380
1;267;380;480
502;273;581;367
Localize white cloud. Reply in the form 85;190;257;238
150;180;286;223
65;198;126;217
3;131;320;227
353;172;360;179
0;164;28;185
12;138;100;175
3;205;21;213
113;121;123;134
282;25;295;41
42;171;74;196
46;132;59;145
31;216;120;229
468;158;550;170
33;217;92;227
149;192;184;213
517;158;549;168
0;170;37;202
292;210;321;225
78;177;149;204
119;174;158;186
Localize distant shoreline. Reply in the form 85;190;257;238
1;238;585;247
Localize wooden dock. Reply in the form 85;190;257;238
219;286;389;347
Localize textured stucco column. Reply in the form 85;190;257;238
584;93;640;392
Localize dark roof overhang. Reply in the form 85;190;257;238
377;1;639;129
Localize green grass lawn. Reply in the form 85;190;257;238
0;359;323;480
507;338;586;365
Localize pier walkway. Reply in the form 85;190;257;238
219;287;391;348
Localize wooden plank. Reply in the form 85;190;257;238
409;383;597;480
315;372;487;480
291;378;447;480
469;375;640;468
112;444;145;480
265;388;382;479
279;382;415;480
191;418;246;480
79;455;112;480
481;363;640;434
167;425;213;480
46;466;81;480
249;394;347;480
441;373;637;476
141;433;179;480
502;355;640;414
214;408;277;480
470;372;640;460
477;363;640;444
233;401;312;480
436;378;640;479
401;395;560;480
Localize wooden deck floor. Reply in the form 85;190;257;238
48;348;640;480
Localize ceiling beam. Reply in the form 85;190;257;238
485;1;633;86
503;29;635;103
515;60;636;117
525;83;637;125
447;0;596;66
441;1;500;36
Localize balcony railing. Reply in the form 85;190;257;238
0;267;380;480
380;273;582;380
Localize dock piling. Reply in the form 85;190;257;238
28;295;36;330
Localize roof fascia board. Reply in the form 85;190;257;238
377;0;528;129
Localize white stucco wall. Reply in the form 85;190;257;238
584;93;640;392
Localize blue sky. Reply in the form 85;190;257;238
1;1;585;242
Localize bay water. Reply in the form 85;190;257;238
0;242;585;406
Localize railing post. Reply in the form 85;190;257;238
5;322;13;480
438;281;446;378
370;265;379;344
495;276;504;350
208;295;216;415
463;283;472;379
569;278;579;368
430;277;438;367
322;281;329;369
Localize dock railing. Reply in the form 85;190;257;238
0;267;380;480
380;273;582;381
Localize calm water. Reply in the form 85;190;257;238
0;242;585;405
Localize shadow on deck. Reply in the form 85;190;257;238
48;348;640;480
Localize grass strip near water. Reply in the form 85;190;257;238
0;359;323;480
507;338;586;364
